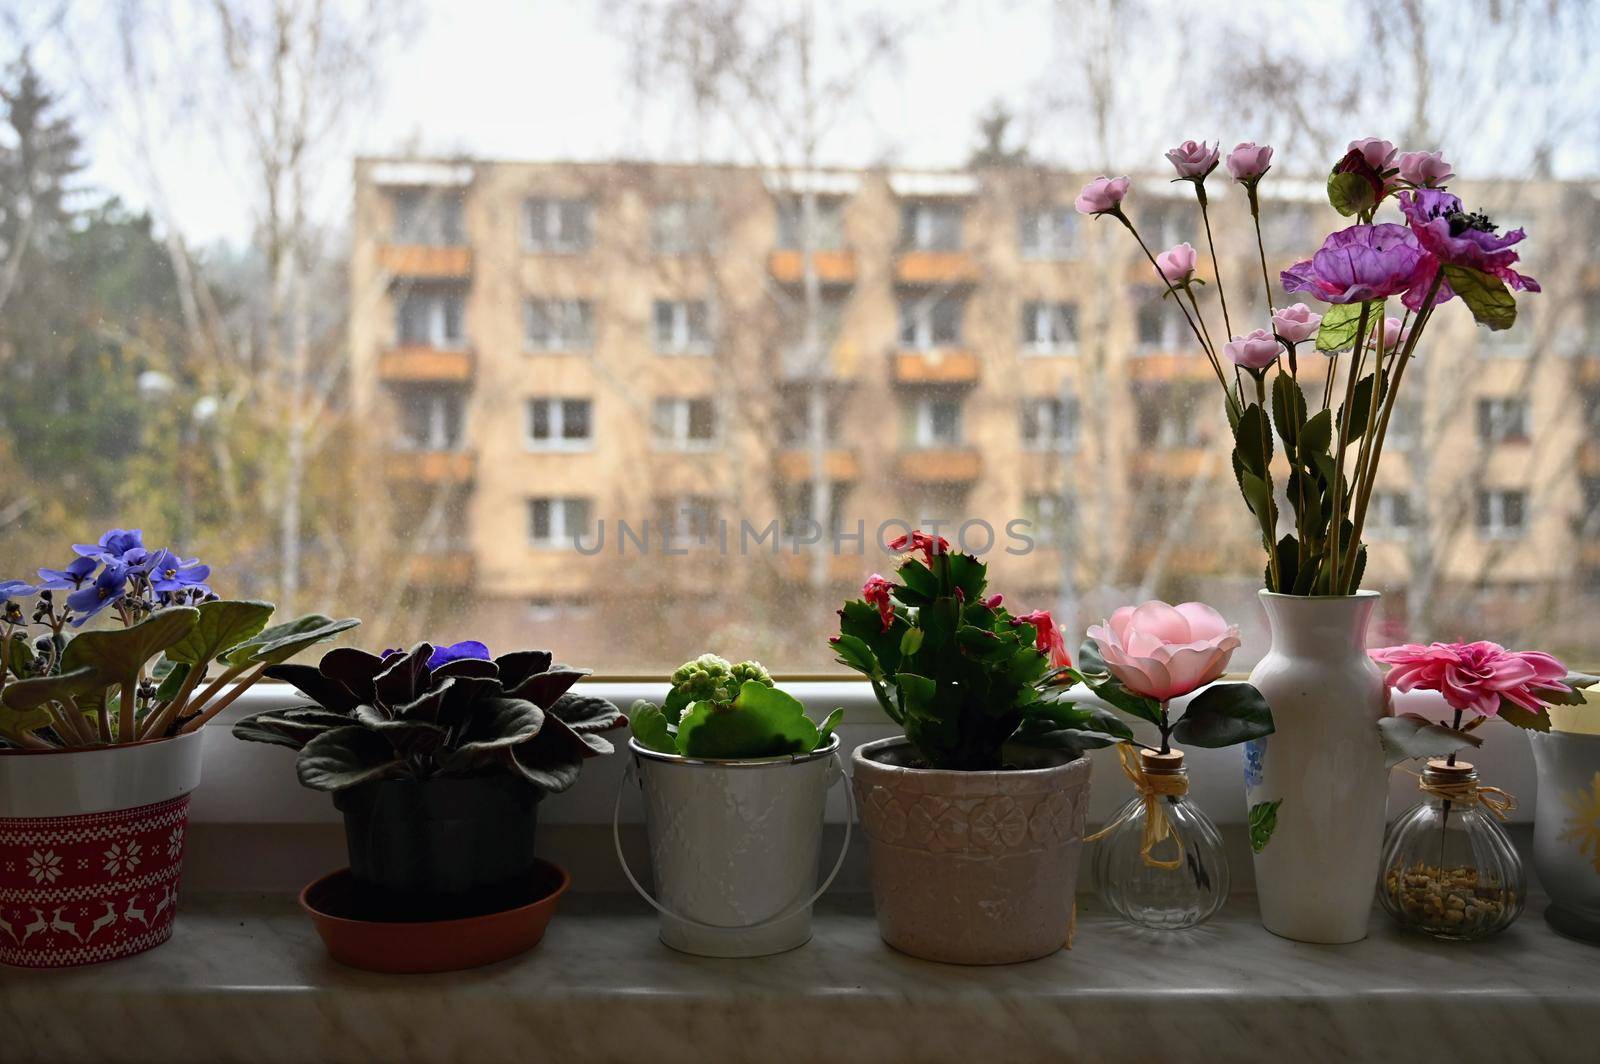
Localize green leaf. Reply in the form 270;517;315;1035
1328;170;1377;216
505;730;585;792
1090;677;1164;729
1337;373;1384;443
164;599;275;666
818;707;844;743
895;673;937;716
4;631;35;677
0;667;104;740
1234;403;1272;477
628;700;677;754
1171;682;1275;748
1376;714;1483;769
1238;468;1274;529
226;614;361;667
1497;701;1551;732
1300;409;1333;457
919;596;960;651
154;662;191;703
1076;638;1109;677
61;607;200;686
446;696;546;760
1544;672;1599;705
1442;264;1517;331
231;706;360;750
296;726;407;791
1315;302;1373;352
945;553;987;603
830;633;879;678
894;558;938;604
676;681;819;759
1271;373;1307;453
1249;799;1282;853
899;626;924;657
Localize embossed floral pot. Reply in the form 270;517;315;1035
614;735;851;958
0;729;204;968
1528;728;1600;944
851;736;1091;965
1245;591;1388;944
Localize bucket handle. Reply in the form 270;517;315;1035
611;750;855;933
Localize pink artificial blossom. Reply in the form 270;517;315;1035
1224;328;1280;370
1166;140;1220;180
1365;316;1413;354
1012;609;1071;668
1088;601;1242;703
1272;303;1323;344
1226;142;1274;183
1074;175;1131;216
1397;150;1453;188
1156;242;1198;285
1371;640;1571;718
1348;137;1398;172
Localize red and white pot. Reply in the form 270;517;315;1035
0;730;205;968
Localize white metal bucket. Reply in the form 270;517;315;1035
613;734;853;958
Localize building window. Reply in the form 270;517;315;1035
396;388;464;451
776;196;846;251
524;299;594;351
898;295;963;349
1021;301;1078;354
527;497;595;550
652;397;719;450
899;201;963;251
390;189;464;246
778;385;843;447
776;294;847;379
655;494;720;543
1476;397;1530;444
527;597;595;623
651;199;719;255
1017;206;1076;260
653;299;712;354
1023;492;1074;546
904;394;964;449
524;397;594;451
396;288;466;347
1367;490;1414;539
1476;489;1527;540
1135;288;1184;353
1020;396;1080;452
524;197;593;253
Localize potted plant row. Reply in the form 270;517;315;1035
0;530;353;968
620;655;845;957
234;639;625;973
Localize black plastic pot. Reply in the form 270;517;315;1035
333;774;542;916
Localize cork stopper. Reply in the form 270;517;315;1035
1423;758;1477;784
1138;749;1186;775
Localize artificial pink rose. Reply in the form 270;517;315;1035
1397;150;1453;188
1165;140;1219;180
1088;601;1242;703
1224;328;1280;370
1272;303;1323;343
1074;175;1131;216
1225;142;1273;183
1156;242;1197;285
1371;640;1570;718
1365;315;1413;354
1348;137;1398;172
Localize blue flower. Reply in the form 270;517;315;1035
72;529;145;562
1243;738;1268;791
145;551;212;597
426;640;490;669
1;578;36;602
35;557;99;590
67;563;130;625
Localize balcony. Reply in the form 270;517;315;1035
377;244;473;280
405;551;476;586
895;448;982;483
1128;354;1213;381
891;349;980;386
1131;448;1215;479
378;346;474;384
894;250;978;286
767;249;857;286
777;449;860;482
385;449;476;484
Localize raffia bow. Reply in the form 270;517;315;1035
1084;744;1187;870
1413;770;1518;821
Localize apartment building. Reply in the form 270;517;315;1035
349;159;1600;668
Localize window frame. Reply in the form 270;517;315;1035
651;396;721;452
523;196;595;254
527;495;596;550
524;396;596;453
523;298;595;353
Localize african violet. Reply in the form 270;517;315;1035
1;527;357;748
629;653;842;759
234;640;626;793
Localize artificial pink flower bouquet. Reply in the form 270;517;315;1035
1077;138;1539;597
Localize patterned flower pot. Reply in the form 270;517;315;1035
0;730;204;968
851;737;1091;965
1528;728;1600;944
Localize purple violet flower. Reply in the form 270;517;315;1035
143;550;212;598
1397;189;1539;309
36;557;99;590
1;578;36;601
67;562;130;625
72;528;146;562
427;640;491;670
1281;223;1428;304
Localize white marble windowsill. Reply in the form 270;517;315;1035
2;893;1596;1064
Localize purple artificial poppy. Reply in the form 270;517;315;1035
72;528;145;562
66;562;130;625
1281;223;1428;304
1;578;36;601
1397;189;1539;309
143;550;213;598
35;556;99;590
427;640;491;670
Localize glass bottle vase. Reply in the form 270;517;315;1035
1378;759;1525;941
1092;750;1229;930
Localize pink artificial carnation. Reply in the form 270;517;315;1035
1166;140;1219;180
1226;142;1273;183
1272;303;1323;344
1156;242;1197;285
1371;640;1571;717
1075;175;1131;216
1087;601;1241;702
1013;609;1071;668
1224;328;1280;370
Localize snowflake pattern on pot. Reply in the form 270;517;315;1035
26;850;63;885
1243;738;1267;790
102;840;142;877
165;827;185;860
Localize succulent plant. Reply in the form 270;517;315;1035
630;652;840;760
234;641;625;794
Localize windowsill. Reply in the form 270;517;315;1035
654;349;714;357
523;346;594;356
523;442;597;454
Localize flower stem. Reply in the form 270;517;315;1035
1196;184;1242;398
1328;301;1375;593
1254;370;1282;590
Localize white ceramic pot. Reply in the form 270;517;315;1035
1528;729;1600;944
0;730;206;968
613;735;851;958
1244;591;1388;944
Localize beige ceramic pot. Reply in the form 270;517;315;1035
851;736;1091;965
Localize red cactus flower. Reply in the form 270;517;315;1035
862;573;896;632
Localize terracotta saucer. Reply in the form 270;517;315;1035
299;859;570;973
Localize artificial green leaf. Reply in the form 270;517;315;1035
1077;639;1110;677
1234;403;1272;477
676;681;818;759
164;599;275;666
1442;264;1517;331
628;701;677;754
1238;469;1275;537
61;607;200;685
1249;799;1282;853
1271;373;1307;452
1337;373;1384;443
231;706;363;750
1376;714;1483;769
1089;676;1164;729
228;614;360;667
1315;302;1373;352
1497;701;1551;732
1171;682;1275;748
296;726;408;791
1543;672;1599;705
1328;170;1377;216
1300;409;1333;457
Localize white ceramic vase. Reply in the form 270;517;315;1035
1244;590;1389;943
